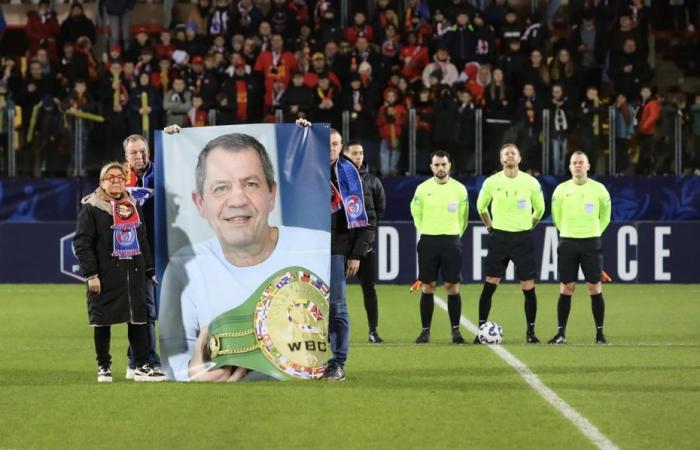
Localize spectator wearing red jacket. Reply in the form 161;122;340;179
254;33;296;108
636;86;661;174
345;11;375;45
400;32;430;88
304;52;341;91
377;87;407;176
26;0;60;62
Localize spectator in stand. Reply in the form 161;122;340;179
317;6;343;45
573;11;606;91
499;9;523;43
64;79;97;172
26;0;60;63
609;14;640;67
422;46;459;88
184;94;208;127
59;2;96;50
163;78;192;127
509;107;541;174
305;52;341;91
195;55;221;110
466;63;491;106
103;44;123;72
188;0;212;37
456;88;477;174
346;11;374;46
57;42;89;96
125;29;151;64
410;87;432;172
18;61;52;148
104;0;135;50
267;0;299;36
230;0;263;37
635;86;661;174
519;49;550;98
242;36;259;66
28;95;68;177
254;34;296;110
499;38;526;90
549;84;573;175
379;24;402;70
213;91;235;125
628;0;651;59
609;38;652;103
135;47;156;78
257;20;273;52
443;10;477;70
517;82;543;120
484;0;509;34
377;87;407;176
267;78;286;121
347;36;381;76
128;72;162;144
429;8;452;42
472;11;497;65
483;66;512;173
208;0;233;39
99;61;130;162
521;12;547;54
221;54;264;123
183;23;209;57
400;31;430;90
284;71;314;121
154;30;176;62
550;48;581;104
613;93;636;174
578;86;603;167
311;72;341;129
404;0;432;42
432;85;459;156
122;61;137;90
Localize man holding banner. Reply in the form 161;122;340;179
159;125;331;381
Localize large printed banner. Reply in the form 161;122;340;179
374;222;700;284
153;124;331;381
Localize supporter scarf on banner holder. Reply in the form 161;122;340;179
111;199;142;259
331;157;368;229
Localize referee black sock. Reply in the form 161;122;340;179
523;287;537;334
591;293;605;334
478;281;498;325
557;294;572;336
420;293;435;329
447;294;462;328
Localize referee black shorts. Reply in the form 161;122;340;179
485;229;537;281
558;237;603;284
417;235;462;284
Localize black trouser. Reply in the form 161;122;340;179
357;248;379;331
94;323;149;368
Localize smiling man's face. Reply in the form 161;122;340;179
193;147;276;254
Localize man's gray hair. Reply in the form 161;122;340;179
195;133;276;194
123;134;149;152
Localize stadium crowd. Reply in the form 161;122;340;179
0;0;699;177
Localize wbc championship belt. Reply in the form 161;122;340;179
204;267;330;380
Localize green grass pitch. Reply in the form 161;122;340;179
0;283;698;450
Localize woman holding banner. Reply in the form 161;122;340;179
73;162;165;383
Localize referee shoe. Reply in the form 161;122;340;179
415;329;431;344
452;329;466;344
526;332;541;344
595;334;608;345
548;334;567;344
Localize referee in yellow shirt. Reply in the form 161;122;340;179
410;151;469;344
475;144;545;344
548;151;611;344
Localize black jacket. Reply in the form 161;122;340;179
358;163;385;248
74;189;153;326
331;155;372;259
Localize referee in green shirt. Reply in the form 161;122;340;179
548;151;611;345
475;144;545;344
410;151;469;344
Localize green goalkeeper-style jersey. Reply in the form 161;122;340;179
410;177;469;236
551;178;611;238
476;170;545;232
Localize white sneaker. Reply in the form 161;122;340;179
97;366;112;383
125;367;135;380
134;364;166;382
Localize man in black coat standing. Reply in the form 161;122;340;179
344;140;386;343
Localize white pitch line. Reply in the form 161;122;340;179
434;295;620;450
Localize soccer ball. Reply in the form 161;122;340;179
477;322;504;344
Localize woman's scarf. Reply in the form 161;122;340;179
111;198;142;259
